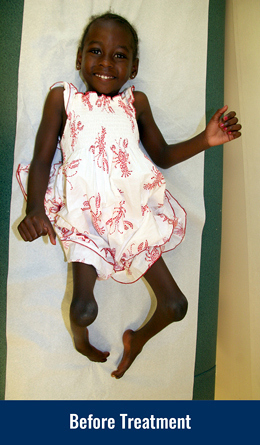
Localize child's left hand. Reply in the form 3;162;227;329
205;105;242;147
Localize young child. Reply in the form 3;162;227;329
17;12;241;379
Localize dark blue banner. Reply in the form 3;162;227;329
0;400;258;444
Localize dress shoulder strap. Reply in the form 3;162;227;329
50;81;78;115
120;85;135;105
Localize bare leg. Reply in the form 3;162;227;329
70;262;109;362
111;256;188;378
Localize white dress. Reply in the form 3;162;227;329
17;82;186;283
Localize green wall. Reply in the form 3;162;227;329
193;0;225;399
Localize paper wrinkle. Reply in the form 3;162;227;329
6;0;209;400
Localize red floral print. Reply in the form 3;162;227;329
62;158;82;190
82;93;93;111
68;110;84;151
81;193;105;235
143;166;166;190
96;95;114;114
110;138;132;178
118;97;135;132
145;246;162;265
89;126;109;173
106;200;133;234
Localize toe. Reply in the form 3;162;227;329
111;371;120;379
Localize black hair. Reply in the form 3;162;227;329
78;12;139;60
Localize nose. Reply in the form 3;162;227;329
99;54;113;68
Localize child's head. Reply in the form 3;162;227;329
76;12;139;97
79;13;139;60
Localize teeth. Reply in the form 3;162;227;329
95;74;113;80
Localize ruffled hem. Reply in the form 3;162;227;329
53;187;186;284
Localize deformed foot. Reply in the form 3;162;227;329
74;329;110;363
111;329;143;379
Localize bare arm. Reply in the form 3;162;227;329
134;91;241;169
18;86;66;245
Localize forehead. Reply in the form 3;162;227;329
84;19;134;52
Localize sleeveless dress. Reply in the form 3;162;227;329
17;82;186;283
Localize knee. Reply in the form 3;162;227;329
167;292;188;322
175;293;188;321
70;297;98;327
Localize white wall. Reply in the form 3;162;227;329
215;0;260;400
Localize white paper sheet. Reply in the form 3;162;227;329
6;0;209;400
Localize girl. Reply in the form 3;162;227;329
17;12;241;379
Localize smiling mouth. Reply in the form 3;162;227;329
95;74;115;80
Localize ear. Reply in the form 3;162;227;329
130;58;139;79
76;48;82;70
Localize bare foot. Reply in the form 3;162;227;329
111;329;143;379
74;329;110;363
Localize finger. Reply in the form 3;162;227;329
213;105;228;121
222;111;236;123
227;131;242;141
30;215;56;243
232;131;242;139
18;223;31;242
222;117;238;127
26;220;42;240
227;124;242;134
31;216;48;237
18;221;38;242
220;119;239;132
43;222;56;245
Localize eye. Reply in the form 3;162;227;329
115;53;127;59
90;48;101;55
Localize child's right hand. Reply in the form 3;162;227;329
18;210;56;245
